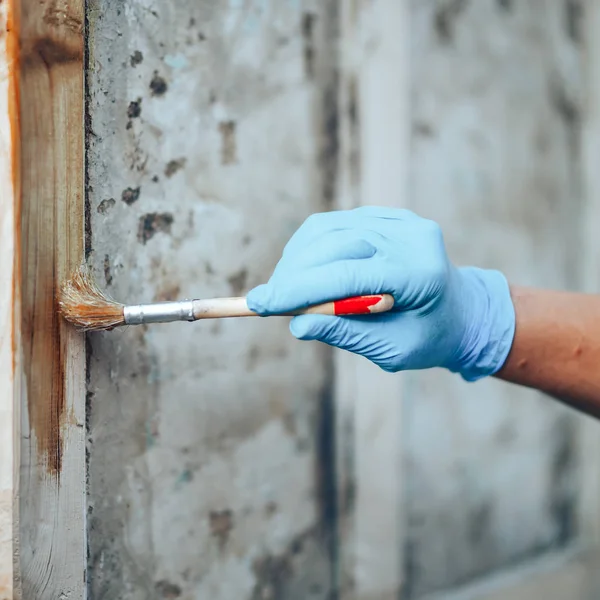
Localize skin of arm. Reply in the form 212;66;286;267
497;286;600;419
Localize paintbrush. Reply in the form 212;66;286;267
58;265;395;332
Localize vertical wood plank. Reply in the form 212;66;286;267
15;0;86;597
336;1;409;598
0;2;19;597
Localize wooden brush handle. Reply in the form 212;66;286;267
191;294;395;320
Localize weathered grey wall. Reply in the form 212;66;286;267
85;2;338;598
85;1;595;599
405;1;585;597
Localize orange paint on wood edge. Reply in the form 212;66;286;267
13;0;84;477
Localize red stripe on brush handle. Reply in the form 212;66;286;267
333;294;394;316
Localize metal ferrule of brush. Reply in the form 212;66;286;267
124;301;195;325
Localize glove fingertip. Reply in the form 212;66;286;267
246;284;271;315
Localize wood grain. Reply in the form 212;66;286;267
8;0;86;597
0;1;20;597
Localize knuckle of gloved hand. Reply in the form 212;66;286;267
301;211;335;235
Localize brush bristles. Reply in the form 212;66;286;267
59;265;126;331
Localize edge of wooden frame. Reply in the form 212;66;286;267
4;0;87;598
0;1;20;597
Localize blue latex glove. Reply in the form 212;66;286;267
247;207;515;381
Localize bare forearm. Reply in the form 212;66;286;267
496;286;600;418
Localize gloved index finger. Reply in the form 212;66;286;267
246;258;386;315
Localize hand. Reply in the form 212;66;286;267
247;207;515;381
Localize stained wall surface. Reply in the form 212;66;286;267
405;1;586;597
86;2;338;598
86;1;594;600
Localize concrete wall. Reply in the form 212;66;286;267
86;2;338;598
85;1;596;599
406;1;586;597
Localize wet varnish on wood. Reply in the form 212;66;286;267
1;0;86;597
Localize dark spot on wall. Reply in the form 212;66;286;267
549;75;580;126
175;468;193;487
246;345;260;370
348;77;361;185
150;71;168;96
434;0;468;44
164;158;187;178
348;78;359;127
251;553;293;600
138;213;174;244
209;91;217;104
550;415;577;547
227;268;248;295
198;32;207;41
320;3;340;209
265;502;278;517
209;510;234;549
97;198;115;214
414;121;436;137
154;580;182;598
496;0;512;11
189;17;196;27
565;0;583;44
403;538;420;599
152;175;159;183
121;186;140;205
315;362;337;581
242;235;252;246
468;500;493;546
155;283;181;302
219;121;237;165
130;50;143;67
103;255;113;286
302;12;317;78
127;98;142;119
